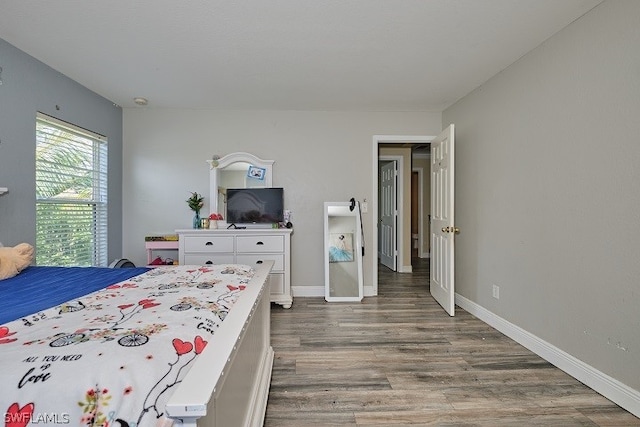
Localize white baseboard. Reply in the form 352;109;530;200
292;285;324;297
292;285;376;298
455;293;640;418
400;264;413;273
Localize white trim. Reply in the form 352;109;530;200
292;285;324;297
455;294;640;418
372;135;434;296
210;151;275;171
363;285;375;297
399;264;412;273
292;285;375;298
0;187;7;195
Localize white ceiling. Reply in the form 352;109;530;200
0;0;601;111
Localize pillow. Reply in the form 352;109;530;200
0;243;34;280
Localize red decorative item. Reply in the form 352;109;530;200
150;256;164;266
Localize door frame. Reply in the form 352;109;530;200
371;135;434;296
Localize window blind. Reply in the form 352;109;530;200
35;113;108;266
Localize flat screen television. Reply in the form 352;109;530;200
226;187;284;225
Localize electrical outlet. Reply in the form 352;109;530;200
492;284;500;299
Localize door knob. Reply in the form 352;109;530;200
441;226;460;233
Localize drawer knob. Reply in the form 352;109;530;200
256;260;263;264
256;241;264;245
205;261;213;265
205;242;213;246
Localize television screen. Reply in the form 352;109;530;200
226;187;284;224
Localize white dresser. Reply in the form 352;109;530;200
176;228;293;308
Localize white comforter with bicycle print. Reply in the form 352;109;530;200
0;264;253;427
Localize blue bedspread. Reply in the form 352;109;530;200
0;266;150;325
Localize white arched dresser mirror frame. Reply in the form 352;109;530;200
207;152;275;221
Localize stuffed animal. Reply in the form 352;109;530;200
0;243;34;280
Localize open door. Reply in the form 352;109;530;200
379;160;397;271
430;124;456;316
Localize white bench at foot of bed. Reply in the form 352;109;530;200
166;261;274;427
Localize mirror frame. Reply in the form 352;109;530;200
207;152;275;217
324;201;364;302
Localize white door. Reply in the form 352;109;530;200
430;125;456;316
379;160;397;271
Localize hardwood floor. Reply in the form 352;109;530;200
264;258;639;426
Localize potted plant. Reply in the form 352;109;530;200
186;192;204;228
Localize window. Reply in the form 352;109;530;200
35;113;108;266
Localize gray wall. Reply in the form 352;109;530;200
0;39;124;262
443;0;640;391
122;109;442;289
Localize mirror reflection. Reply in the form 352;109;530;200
324;202;363;302
208;152;274;221
217;162;268;214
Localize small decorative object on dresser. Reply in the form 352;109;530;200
186;191;204;229
208;212;223;229
177;228;293;308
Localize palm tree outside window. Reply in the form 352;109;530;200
35;112;108;266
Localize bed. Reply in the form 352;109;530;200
0;261;274;427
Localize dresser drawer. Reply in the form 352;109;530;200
178;228;292;309
184;254;235;265
236;235;284;253
236;254;284;272
183;235;234;253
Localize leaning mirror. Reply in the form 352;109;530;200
324;202;364;302
208;152;274;219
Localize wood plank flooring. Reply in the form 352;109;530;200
264;259;639;426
